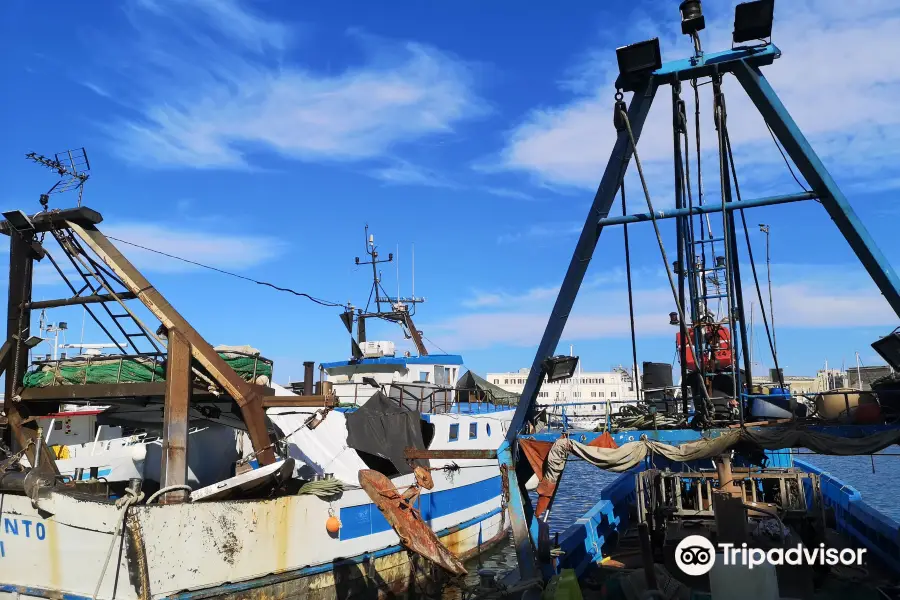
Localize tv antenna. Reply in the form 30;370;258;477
25;147;91;209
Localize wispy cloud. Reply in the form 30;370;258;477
427;262;898;351
369;160;458;188
133;0;289;53
103;221;287;274
496;222;582;245
496;0;900;199
80;81;111;98
97;2;485;170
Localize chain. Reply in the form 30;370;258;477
0;438;34;472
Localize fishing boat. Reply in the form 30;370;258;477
472;2;900;598
0;210;512;599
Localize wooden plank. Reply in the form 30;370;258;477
160;328;191;504
20;382;276;402
261;395;336;408
20;382;168;401
26;292;138;309
0;207;102;235
66;221;275;465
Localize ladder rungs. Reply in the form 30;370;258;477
693;237;725;244
702;293;729;300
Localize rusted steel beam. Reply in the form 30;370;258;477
403;448;497;460
66;221;275;465
4;227;59;475
261;395;335;408
0;340;59;475
25;291;138;309
5;231;32;417
0;207;102;235
404;313;428;357
160;328;191;504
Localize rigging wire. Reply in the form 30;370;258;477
422;334;449;355
618;106;713;418
724;127;785;388
620;181;641;401
713;76;740;413
766;122;810;193
106;236;349;309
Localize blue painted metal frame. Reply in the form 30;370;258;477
506;77;658;440
524;423;900;447
597;191;815;227
498;440;538;581
506;37;900;586
502;76;657;585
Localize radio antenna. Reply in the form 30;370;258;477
25;147;91;209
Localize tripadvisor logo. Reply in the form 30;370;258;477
674;535;866;576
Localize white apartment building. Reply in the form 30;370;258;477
486;366;639;430
486;367;638;406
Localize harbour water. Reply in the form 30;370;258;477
440;448;900;598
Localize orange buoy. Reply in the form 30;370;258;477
326;515;341;535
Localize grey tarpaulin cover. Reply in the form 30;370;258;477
345;391;428;476
541;427;900;483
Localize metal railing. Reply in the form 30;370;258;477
329;381;517;414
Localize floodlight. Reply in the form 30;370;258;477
542;355;579;383
2;210;36;233
59;322;68;330
615;38;662;91
733;0;774;44
679;0;705;35
24;335;43;348
872;330;900;371
669;312;680;326
362;376;380;389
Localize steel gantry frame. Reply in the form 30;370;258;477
503;43;900;582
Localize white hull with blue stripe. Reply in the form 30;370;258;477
0;408;513;600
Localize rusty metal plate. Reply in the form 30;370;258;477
358;469;467;576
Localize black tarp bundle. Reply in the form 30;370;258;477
345;391;428;476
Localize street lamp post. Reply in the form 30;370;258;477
758;224;777;359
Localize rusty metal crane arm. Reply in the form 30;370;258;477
65;221;275;465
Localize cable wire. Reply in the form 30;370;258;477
106;236;348;309
766;123;810;192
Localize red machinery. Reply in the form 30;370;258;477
676;324;734;372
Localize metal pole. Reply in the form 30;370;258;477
760;224;778;359
507;78;657;439
596;191;815;227
673;82;690;410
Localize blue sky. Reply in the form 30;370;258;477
2;0;900;382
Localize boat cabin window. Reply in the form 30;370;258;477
419;371;430;383
469;422;477;439
449;423;459;441
486;423;491;436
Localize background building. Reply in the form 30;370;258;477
486;366;637;405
